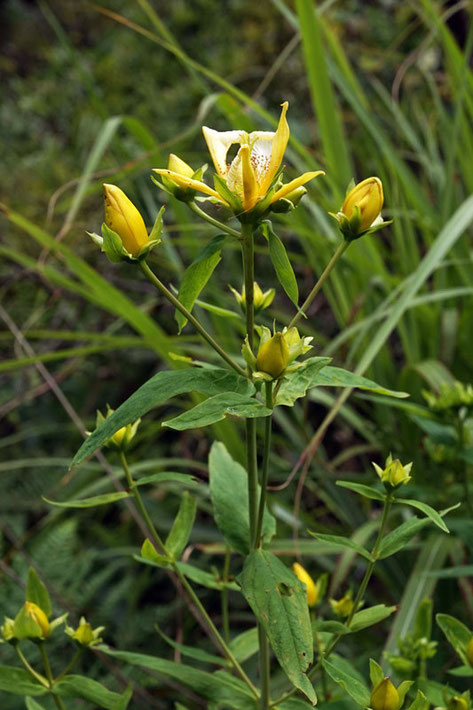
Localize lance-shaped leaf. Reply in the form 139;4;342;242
26;567;52;617
378;505;458;559
238;549;316;704
43;492;130;509
209;442;276;555
136;550;239;591
308;531;372;562
436;613;472;665
175;234;226;332
349;604;396;632
0;667;48;697
165;491;197;559
72;367;253;466
276;357;332;407
396;498;451;533
322;655;370;707
163;393;271;430
55;675;132;710
261;221;299;307
336;481;386;501
308;365;409;398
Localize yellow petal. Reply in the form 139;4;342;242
167;153;194;177
258;101;290;195
202;127;247;177
153;169;227;204
103;184;149;256
240;144;259;211
292;563;318;607
341;177;384;230
271;171;324;203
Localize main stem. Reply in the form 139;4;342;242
139;261;247;378
120;452;259;699
255;381;273;548
39;642;67;710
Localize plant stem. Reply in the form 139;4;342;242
55;648;83;682
139;261;247;378
188;201;241;238
120;453;259;699
39;642;67;710
270;494;393;707
16;646;49;687
221;545;231;644
255;381;273;548
287;240;349;330
258;623;271;709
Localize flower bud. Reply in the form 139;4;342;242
467;635;473;666
1;618;15;642
167;153;194;178
65;617;104;647
93;406;141;451
292;563;318;607
103;184;149;256
447;697;469;710
372;455;412;489
342;177;383;231
370;677;400;710
230;282;275;315
329;590;354;618
25;602;50;638
256;332;290;379
271;185;308;213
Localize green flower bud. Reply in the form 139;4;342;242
256;332;290;379
447;697;469;710
92;406;141;452
230;282;275;315
467;635;473;666
65;617;104;647
370;677;400;710
329;590;354;618
1;618;15;642
372;454;412;489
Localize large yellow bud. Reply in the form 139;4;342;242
341;177;383;231
370;678;400;710
292;563;318;607
25;602;50;638
447;698;469;710
103;184;149;256
467;635;473;666
167;153;194;178
256;332;290;379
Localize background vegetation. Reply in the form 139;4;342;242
1;1;473;707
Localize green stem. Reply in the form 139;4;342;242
188;201;241;238
120;453;259;699
39;642;67;710
313;612;328;702
271;494;393;707
287;240;349;330
255;381;273;548
16;646;49;688
456;418;473;514
258;623;271;709
55;648;83;682
139;261;247;378
221;545;231;644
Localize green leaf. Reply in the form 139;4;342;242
140;538;171;566
413;597;433;642
276;357;332;406
449;665;473;677
349;604;396;632
165;491;197;559
163;392;271;430
406;690;429;710
156;624;227;667
436;613;472;665
396;498;451;533
228;628;259;664
309;365;409;398
209;442;276;555
261;221;299;307
322;655;370;707
336;481;386;501
378;518;432;559
25;700;47;710
135;554;239;591
43;491;130;509
308;531;372;562
175;234;226;332
72;367;254;466
0;667;47;696
55;675;132;710
313;619;350;635
398;681;415;707
99;646;256;708
26;567;52;616
132;472;200;488
238;549;316;704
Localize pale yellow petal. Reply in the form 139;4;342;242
240;144;259;211
271;170;324;203
167;153;194;177
202;127;247;177
152;169;227;204
258;101;290;195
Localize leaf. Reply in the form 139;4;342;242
25;700;47;710
98;646;256;708
378;505;458;559
156;624;227;667
135;554;239;591
175;234;226;332
55;675;133;710
309;365;409;398
322;655;370;707
209;442;276;555
133;472;200;488
0;667;47;696
436;613;472;664
228;628;259;664
396;498;451;533
336;481;386;501
165;491;197;559
406;690;429;710
43;491;130;509
163;393;271;430
261;221;299;307
26;567;52;616
349;604;396;632
238;549;316;704
276;357;332;406
308;531;372;562
448;665;473;676
313;619;350;635
72;367;254;466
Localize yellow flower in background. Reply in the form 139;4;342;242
370;677;400;710
341;177;383;231
24;602;50;638
154;102;324;214
292;563;318;607
103;184;149;256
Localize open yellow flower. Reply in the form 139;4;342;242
153;103;323;214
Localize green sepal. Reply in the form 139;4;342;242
93;223;161;264
141;539;171;566
369;658;384;687
12;605;43;641
26;568;52;617
149;205;165;243
213;174;243;212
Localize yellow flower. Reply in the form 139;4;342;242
231;281;275;314
447;698;469;710
154;103;323;214
292;563;318;607
370;678;400;710
372;454;412;489
103;184;149;256
467;635;473;666
256;332;290;379
342;177;383;231
25;602;50;638
329;590;354;618
66;617;104;647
